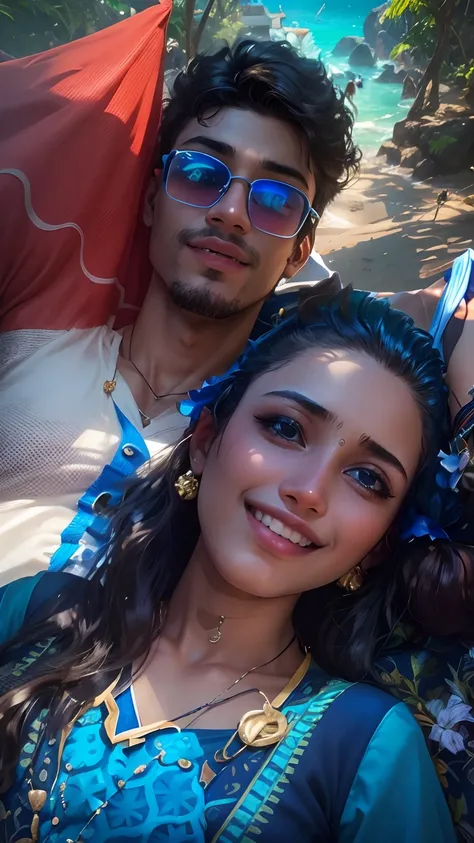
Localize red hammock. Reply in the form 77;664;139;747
0;3;171;332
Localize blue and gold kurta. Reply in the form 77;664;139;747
0;573;456;843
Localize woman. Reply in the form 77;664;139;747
0;289;458;842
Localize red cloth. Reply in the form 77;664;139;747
0;4;171;331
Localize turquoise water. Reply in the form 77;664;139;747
279;2;410;155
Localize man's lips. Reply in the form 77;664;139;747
187;236;250;266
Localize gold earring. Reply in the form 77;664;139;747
337;565;364;592
174;470;199;501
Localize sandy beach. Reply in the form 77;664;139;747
314;160;474;293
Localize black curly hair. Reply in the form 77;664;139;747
158;39;361;239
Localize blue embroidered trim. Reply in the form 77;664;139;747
49;403;149;572
215;680;350;843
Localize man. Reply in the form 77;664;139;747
0;35;358;583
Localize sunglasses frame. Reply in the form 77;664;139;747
159;149;320;239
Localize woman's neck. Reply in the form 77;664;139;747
161;539;300;677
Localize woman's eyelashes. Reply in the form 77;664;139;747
344;467;394;500
254;412;395;500
254;414;305;445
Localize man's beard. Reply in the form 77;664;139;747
168;278;246;320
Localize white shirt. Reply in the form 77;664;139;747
0;326;188;586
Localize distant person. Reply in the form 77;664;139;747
343;80;358;115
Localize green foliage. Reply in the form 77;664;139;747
0;0;127;56
213;13;244;43
428;134;457;154
389;41;412;59
382;0;425;19
168;0;186;48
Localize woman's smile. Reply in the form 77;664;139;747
245;504;321;558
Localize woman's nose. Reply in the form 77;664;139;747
205;179;252;236
279;469;329;518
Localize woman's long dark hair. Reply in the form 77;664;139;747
0;289;470;790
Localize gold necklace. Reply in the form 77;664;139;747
22;636;298;843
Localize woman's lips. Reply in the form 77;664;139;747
246;506;320;558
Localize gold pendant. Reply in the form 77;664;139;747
103;379;117;395
208;615;225;644
216;695;288;762
238;699;288;747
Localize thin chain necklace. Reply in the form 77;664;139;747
164;633;296;727
125;322;189;402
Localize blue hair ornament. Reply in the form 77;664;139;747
179;340;257;423
400;510;450;543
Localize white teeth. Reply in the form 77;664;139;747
201;247;240;263
252;509;313;547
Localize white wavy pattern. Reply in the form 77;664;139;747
0;168;138;312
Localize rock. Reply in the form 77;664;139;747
464;195;474;207
327;64;345;80
400;146;423;169
375;30;397;60
375;64;407;84
392;119;422;147
401;75;417;100
377;141;401;165
332;36;364;57
412;158;436;181
348;42;376;68
364;2;408;48
364;3;389;45
419;116;474;174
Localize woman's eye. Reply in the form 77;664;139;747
255;415;305;445
345;467;393;499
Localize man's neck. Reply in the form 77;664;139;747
128;274;263;397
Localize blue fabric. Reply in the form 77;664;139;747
339;702;456;843
115;684;140;733
49;402;150;572
0;652;456;843
0;573;43;645
430;248;474;359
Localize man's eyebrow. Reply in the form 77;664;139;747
182;136;235;157
359;434;408;481
264;390;338;424
180;137;310;190
261;159;309;191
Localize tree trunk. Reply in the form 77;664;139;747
184;0;196;58
192;0;217;54
407;0;457;119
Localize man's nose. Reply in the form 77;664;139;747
205;179;252;236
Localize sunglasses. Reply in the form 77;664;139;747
160;149;319;239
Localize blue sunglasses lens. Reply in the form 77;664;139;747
165;151;309;237
165;150;230;208
249;180;307;238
